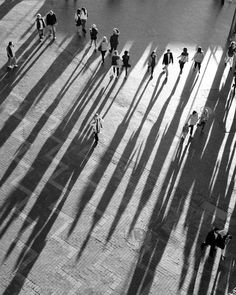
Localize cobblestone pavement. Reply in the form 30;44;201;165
0;0;236;294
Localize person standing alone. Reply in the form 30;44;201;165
147;51;157;79
162;49;173;78
193;46;204;73
90;113;103;146
6;41;18;69
188;110;198;137
46;10;57;40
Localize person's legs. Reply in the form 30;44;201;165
151;66;154;77
194;61;197;70
52;25;56;39
113;66;116;74
197;62;201;72
116;66;119;77
165;64;169;77
7;57;13;68
180;61;184;73
189;125;194;136
125;66;128;77
101;51;105;63
201;121;206;132
229;57;234;69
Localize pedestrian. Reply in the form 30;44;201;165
181;123;189;140
98;36;109;64
122;50;131;78
74;9;81;33
201;227;220;257
36;13;46;42
216;229;232;260
89;24;98;51
192;46;204;73
188;110;198;137
109;28;120;53
162;49;174;78
147;51;157;79
111;50;121;78
178;48;189;74
90;113;103;146
6;41;18;69
46;10;57;40
225;41;236;70
80;7;88;34
197;108;209;133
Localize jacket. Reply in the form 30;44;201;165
46;13;57;26
110;34;119;46
179;53;189;63
205;230;218;246
6;45;14;58
80;9;88;20
90;28;98;39
36;18;46;30
193;52;204;63
122;54;129;67
188;113;198;125
163;52;173;65
148;55;156;67
100;40;109;51
112;55;120;66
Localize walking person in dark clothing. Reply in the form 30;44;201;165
201;227;220;257
98;36;109;64
109;28;120;53
35;14;46;41
74;9;81;33
90;113;103;146
89;24;98;51
6;41;18;69
46;10;57;40
197;108;209;133
122;50;131;78
147;51;157;79
162;49;174;78
178;48;189;74
188;110;198;137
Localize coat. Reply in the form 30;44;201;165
46;13;57;26
36;18;46;30
205;230;218;246
110;34;119;47
163;52;173;65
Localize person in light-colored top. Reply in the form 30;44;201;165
80;7;88;34
197;108;209;133
192;46;204;73
90;113;103;146
98;36;109;64
188;111;198;137
178;48;189;74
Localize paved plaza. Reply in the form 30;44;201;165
0;0;236;294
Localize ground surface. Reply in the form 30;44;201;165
0;0;236;294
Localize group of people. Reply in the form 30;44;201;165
35;10;57;42
147;46;205;79
201;227;232;260
181;108;209;140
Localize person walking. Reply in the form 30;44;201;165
111;50;121;78
197;108;209;133
162;49;174;78
188;111;198;137
201;227;220;257
90;113;103;146
74;8;81;33
225;41;236;70
181;123;189;140
178;48;189;74
122;50;131;78
109;28;120;53
216;229;232;260
80;7;88;34
46;10;57;40
89;24;98;51
193;46;204;73
36;13;46;42
147;51;157;79
98;36;109;64
6;41;18;69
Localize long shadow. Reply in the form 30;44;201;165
67;71;152;237
0;35;85;149
0;0;25;20
0;38;104;238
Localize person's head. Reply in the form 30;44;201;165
82;7;86;13
8;41;13;47
49;10;54;15
197;46;202;53
124;50;129;55
92;24;97;29
37;13;41;19
113;28;119;34
102;36;107;42
192;110;197;115
77;9;81;14
151;50;156;56
167;49;170;53
184;123;189;128
113;50;118;56
183;48;187;53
